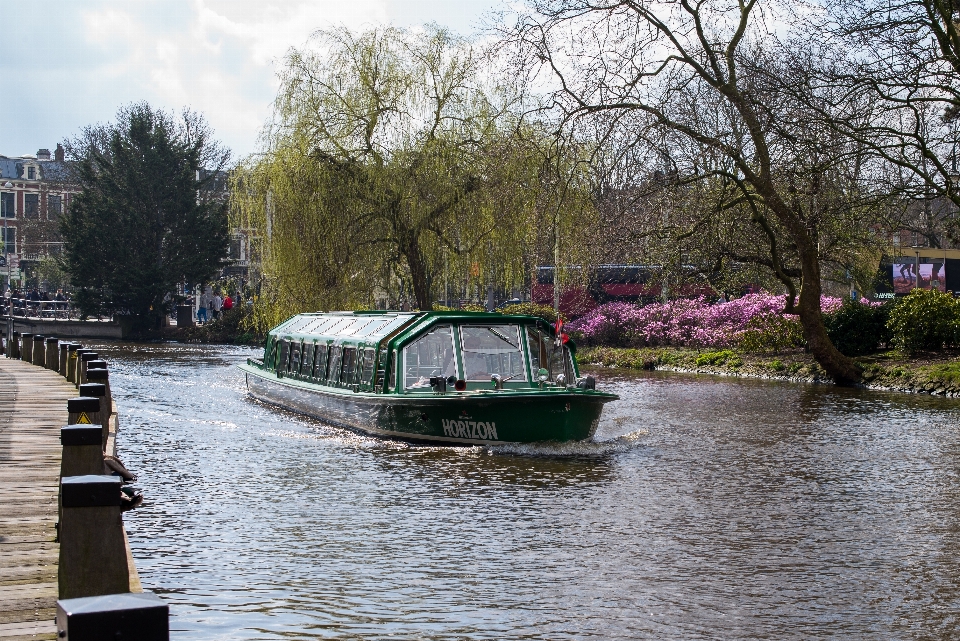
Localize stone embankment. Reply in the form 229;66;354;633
579;346;960;397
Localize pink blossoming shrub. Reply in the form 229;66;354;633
568;294;847;348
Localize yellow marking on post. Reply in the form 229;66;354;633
75;412;92;424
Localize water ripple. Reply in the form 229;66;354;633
86;342;960;640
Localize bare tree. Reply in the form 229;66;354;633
513;0;900;382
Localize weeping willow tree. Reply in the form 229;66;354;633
231;26;593;329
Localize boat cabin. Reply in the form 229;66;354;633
261;311;579;394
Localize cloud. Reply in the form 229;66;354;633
0;0;501;159
76;0;390;157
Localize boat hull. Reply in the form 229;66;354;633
242;366;613;444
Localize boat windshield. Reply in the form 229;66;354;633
526;327;575;382
460;325;528;382
404;325;457;390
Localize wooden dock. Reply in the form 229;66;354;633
0;358;75;640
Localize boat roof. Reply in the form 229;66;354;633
270;310;552;347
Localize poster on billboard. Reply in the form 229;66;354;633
892;260;946;293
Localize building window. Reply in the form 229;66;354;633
24;194;39;219
27;166;36;180
0;192;13;219
48;195;62;217
1;228;15;255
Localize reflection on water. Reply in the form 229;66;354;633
87;341;960;640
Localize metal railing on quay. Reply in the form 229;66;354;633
2;298;86;320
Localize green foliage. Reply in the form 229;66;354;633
695;349;743;367
497;303;565;324
177;305;261;344
823;300;891;356
738;314;805;353
768;359;785;371
61;103;229;324
925;362;960;386
887;289;960;352
231;26;594;332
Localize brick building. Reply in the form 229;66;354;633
0;144;78;279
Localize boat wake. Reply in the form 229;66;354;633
485;427;648;458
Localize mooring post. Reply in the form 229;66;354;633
45;336;59;370
20;332;33;362
68;397;102;438
78;385;108;450
61;425;105;478
56;592;169;640
87;361;113;420
32;334;45;366
56;593;168;640
67;344;83;383
10;331;20;359
59;341;69;376
79;352;99;387
58;475;130;599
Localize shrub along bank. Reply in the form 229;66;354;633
578;345;960;397
574;290;960;396
165;305;264;345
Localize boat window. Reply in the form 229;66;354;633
375;348;388;391
341;347;357;385
360;348;376;385
301;342;315;377
404;325;457;389
525;327;571;382
314;344;329;380
264;336;276;367
327;346;342;384
388;352;397;391
277;339;290;373
461;325;527;382
290;340;302;374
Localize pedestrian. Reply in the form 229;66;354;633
197;291;208;324
212;292;223;320
223;294;233;311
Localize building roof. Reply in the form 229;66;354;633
0;155;78;184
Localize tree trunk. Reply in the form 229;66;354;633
403;237;432;311
795;246;861;385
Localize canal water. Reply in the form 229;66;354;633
89;342;960;640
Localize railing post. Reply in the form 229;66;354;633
67;344;83;383
32;334;45;366
45;336;59;370
58;475;129;599
56;592;169;640
59;341;69;376
78;385;108;450
61;425;105;477
79;352;99;387
20;332;33;362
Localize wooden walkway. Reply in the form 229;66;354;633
0;358;75;641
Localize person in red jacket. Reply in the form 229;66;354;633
223;294;233;311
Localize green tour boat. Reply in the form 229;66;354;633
239;310;618;444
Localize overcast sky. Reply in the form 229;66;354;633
0;0;506;159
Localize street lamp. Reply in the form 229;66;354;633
2;181;13;327
2;181;12;300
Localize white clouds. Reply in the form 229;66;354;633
0;0;501;158
76;0;391;157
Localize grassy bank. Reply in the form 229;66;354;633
578;346;960;397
